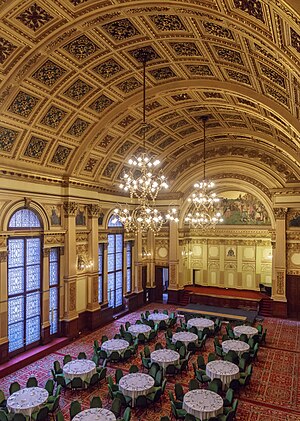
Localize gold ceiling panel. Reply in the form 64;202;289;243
0;0;299;193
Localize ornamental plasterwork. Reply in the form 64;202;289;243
276;271;285;295
98;233;108;243
87;204;102;217
242;263;255;271
76;243;88;254
63;201;78;216
44;233;65;246
273;208;288;219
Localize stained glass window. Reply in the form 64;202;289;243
107;227;124;309
126;242;132;294
49;248;59;335
108;215;123;228
98;243;104;303
7;237;41;353
9;209;42;229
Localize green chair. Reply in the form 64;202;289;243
125;321;131;330
63;354;72;365
31;407;49;421
122;349;132;361
135;395;148;411
115;391;132;407
44;379;54;396
0;390;6;409
53;361;63;375
175;383;184;401
208;378;222;395
208;353;217;362
90;396;102;408
169;391;183;409
155;369;163;387
142;357;151;371
98;366;107;383
146;388;162;406
108;384;118;401
149;363;160;379
129;364;139;373
9;382;20;395
195;369;211;386
115;368;123;384
224;398;238;415
217;410;235;421
77;351;87;359
160;416;170;421
144;346;151;358
111;398;122;417
70;377;83;390
223;388;234;407
46;395;60;416
165;364;177;376
12;415;28;421
197;355;206;370
108;351;121;363
55;411;65;421
101;335;108;343
184;414;198;421
155;342;164;350
0;411;8;421
170;401;187;419
56;376;70;389
88;372;100;387
69;400;81;420
123;407;131;421
188;378;199;391
107;375;119;392
26;376;38;388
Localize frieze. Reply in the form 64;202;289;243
44;233;65;245
291;28;300;54
226;69;251;85
0;85;13;105
208;262;220;270
118;116;136;128
76;243;88;254
225;263;237;270
260;64;285;88
87;204;102;217
170;42;202;56
186;65;213;76
265;85;288;106
242;263;255;271
63;201;78;216
214;46;243;65
98;233;108;242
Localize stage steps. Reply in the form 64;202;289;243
259;297;273;317
179;290;191;306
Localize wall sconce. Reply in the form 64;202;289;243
142;247;151;258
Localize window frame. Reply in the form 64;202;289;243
49;247;60;336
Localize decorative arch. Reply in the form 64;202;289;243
2;199;50;232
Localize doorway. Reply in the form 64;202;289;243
155;266;169;302
286;275;300;319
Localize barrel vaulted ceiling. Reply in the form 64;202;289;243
0;0;300;199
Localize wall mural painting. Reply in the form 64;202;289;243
46;205;61;226
220;191;271;225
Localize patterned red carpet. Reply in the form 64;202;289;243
1;303;300;420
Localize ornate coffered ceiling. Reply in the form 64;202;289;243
0;0;300;198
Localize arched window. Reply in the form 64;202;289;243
7;208;42;354
107;215;123;309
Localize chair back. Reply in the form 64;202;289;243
90;396;102;408
175;383;184;401
155;342;163;350
144;346;151;358
12;415;27;421
35;407;49;421
63;354;72;365
109;351;120;362
111;397;122;417
9;382;20;395
165;364;176;376
45;379;54;395
129;365;139;373
115;368;123;384
101;335;108;343
53;361;62;374
26;376;38;388
0;410;8;421
208;352;216;362
70;400;81;419
77;352;87;359
0;390;5;405
188;378;199;390
71;377;83;390
123;407;131;421
55;411;65;421
135;395;148;409
197;355;206;370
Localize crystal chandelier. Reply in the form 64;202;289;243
184;116;223;229
114;50;169;233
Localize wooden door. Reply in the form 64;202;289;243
155;266;164;302
286;275;300;319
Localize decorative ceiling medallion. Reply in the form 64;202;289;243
102;18;140;41
170;42;202;56
116;140;134;155
63;35;100;61
186;65;213;76
16;3;54;32
158;137;176;149
226;69;251;85
63;79;93;102
260;64;285;88
51;144;72;165
233;0;264;23
98;133;115;148
203;22;234;39
89;94;114;113
67;118;90;137
171;93;191;101
40;106;67;128
291;29;300;54
32;60;67;87
204;92;223;98
265;85;288;106
0;126;18;152
93;58;123;79
8;91;39;117
214;46;243;64
129;46;160;61
0;37;17;64
102;161;117;177
24;136;48;159
149;67;176;80
147;130;166;144
150;15;186;31
169;119;188;130
84;157;98;172
117;77;141;93
118;115;136;128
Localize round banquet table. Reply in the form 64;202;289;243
63;359;96;383
187;317;215;331
148;313;169;324
172;332;198;347
128;324;151;339
7;387;49;418
183;389;223;421
72;408;116;421
222;339;250;357
233;325;258;338
206;360;240;390
150;349;180;374
101;339;129;357
118;373;154;406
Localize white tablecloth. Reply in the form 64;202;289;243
222;339;250;357
183;389;223;421
101;339;129;357
118;373;154;406
7;387;48;418
72;408;116;421
172;332;198;347
233;325;258;338
187;317;215;331
206;360;240;389
148;313;169;323
128;324;151;339
63;359;96;383
150;349;180;373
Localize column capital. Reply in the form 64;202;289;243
273;207;288;219
63;201;78;217
87;204;102;217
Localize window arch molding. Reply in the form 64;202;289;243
2;200;50;231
